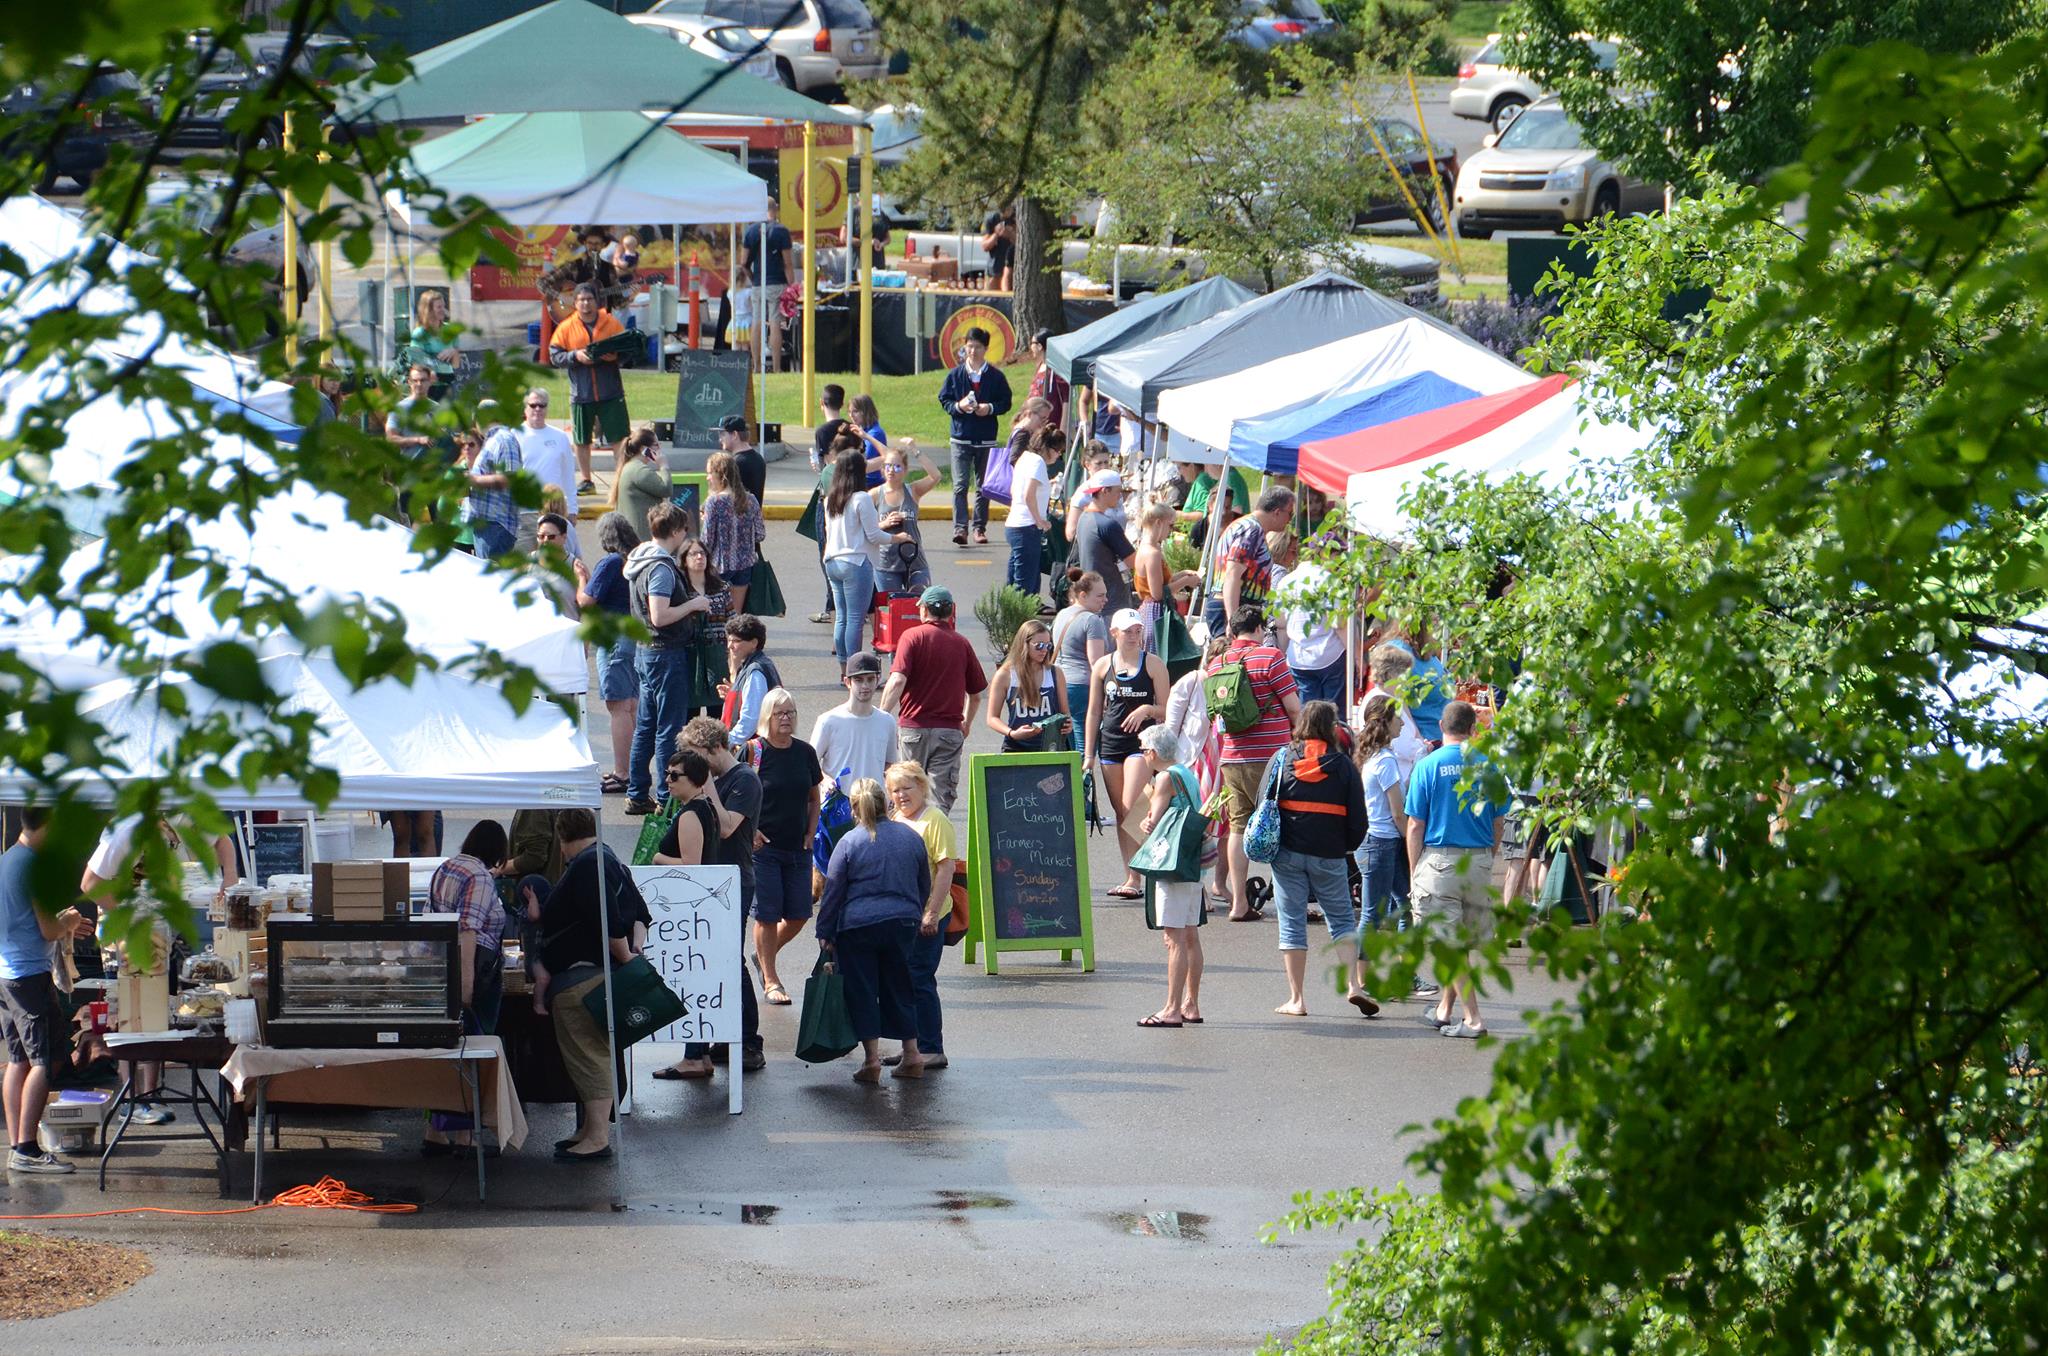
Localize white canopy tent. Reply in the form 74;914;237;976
1156;316;1532;461
0;194;301;437
0;479;589;696
389;111;770;228
1344;379;1656;540
0;650;600;812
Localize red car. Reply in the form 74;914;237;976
1353;117;1459;232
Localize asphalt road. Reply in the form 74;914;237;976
7;489;1569;1354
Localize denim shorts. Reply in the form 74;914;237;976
724;561;756;592
751;846;814;924
598;633;636;703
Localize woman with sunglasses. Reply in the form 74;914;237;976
1086;607;1170;899
869;437;942;595
984;618;1070;753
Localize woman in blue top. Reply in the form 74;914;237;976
817;779;932;1083
848;393;889;485
574;512;639;795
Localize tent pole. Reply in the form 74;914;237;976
283;111;299;365
801;120;817;417
672;223;681;291
594;803;625;1210
859;124;874;397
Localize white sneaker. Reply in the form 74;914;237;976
1418;1011;1452;1030
1440;1021;1488;1040
8;1148;75;1174
131;1102;174;1126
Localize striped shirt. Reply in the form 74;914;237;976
1215;639;1298;765
428;855;505;950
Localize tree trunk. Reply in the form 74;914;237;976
1013;195;1065;345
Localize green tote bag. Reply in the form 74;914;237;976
582;955;688;1049
794;953;859;1063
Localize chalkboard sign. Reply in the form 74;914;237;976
672;348;752;449
965;751;1093;974
248;822;309;886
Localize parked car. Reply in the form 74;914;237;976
1230;0;1338;51
1450;96;1659;239
1352;117;1458;232
142;175;318;318
1;62;151;191
163;33;365;152
639;0;887;98
1449;34;1619;133
626;13;781;83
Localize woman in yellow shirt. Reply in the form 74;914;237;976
885;761;957;1070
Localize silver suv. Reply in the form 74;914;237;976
1450;35;1619;133
1451;96;1660;239
640;0;885;98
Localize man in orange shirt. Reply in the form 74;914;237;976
546;283;630;495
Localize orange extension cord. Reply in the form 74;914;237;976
0;1176;418;1220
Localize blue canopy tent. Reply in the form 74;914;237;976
1225;371;1479;476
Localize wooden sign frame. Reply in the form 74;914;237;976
964;751;1093;975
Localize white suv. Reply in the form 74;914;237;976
640;0;886;98
1450;35;1620;133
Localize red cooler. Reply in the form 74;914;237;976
873;592;925;653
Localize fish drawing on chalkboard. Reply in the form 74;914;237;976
1036;771;1065;797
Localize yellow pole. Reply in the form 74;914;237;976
801;120;817;416
282;111;299;364
317;124;334;342
858;123;874;397
1406;71;1465;277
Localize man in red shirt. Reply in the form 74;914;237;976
879;586;988;814
1211;604;1302;921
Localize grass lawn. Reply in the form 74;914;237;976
1447;1;1507;43
1360;231;1509;279
1439;278;1511;303
531;361;1032;449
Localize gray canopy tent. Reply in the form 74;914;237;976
1092;270;1469;421
1043;276;1256;389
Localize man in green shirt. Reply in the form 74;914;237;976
1177;460;1252;533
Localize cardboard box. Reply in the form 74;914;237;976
115;968;170;1033
313;860;409;920
903;254;959;283
41;1090;112;1154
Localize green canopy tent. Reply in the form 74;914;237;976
336;0;864;124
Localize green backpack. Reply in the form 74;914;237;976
1203;655;1263;734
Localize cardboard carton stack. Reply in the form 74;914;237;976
902;253;959;284
312;860;410;922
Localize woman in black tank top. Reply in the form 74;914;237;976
1085;609;1171;899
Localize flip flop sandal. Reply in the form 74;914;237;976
1106;885;1144;899
651;1064;712;1080
763;983;792;1005
1136;1014;1184;1028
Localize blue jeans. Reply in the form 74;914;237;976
1271;847;1359;951
823;555;874;666
1296;656;1346;707
1203;595;1227;639
1065;679;1089;753
469;518;516;559
628;646;691;803
950;439;990;534
1005;524;1042;595
1356;833;1409;931
909;918;945;1053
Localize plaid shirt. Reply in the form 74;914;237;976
428;855;505;950
463;426;523;537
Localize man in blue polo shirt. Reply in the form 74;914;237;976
1405;700;1502;1039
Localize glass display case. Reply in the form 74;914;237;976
265;918;461;1048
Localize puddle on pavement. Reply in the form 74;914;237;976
930;1191;1015;1213
740;1204;779;1225
1109;1209;1211;1241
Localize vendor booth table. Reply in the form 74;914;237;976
98;1031;235;1195
222;1039;525;1203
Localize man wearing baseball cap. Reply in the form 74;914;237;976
879;586;987;814
1073;469;1137;615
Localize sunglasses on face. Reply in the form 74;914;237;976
665;769;687;783
1029;640;1052;651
